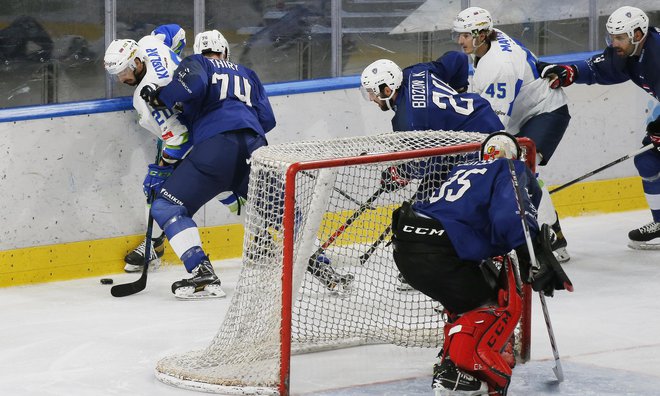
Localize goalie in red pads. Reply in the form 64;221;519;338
391;132;572;395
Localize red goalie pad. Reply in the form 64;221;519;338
443;256;523;395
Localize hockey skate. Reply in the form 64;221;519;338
307;253;354;294
171;260;226;300
432;356;488;396
124;233;165;272
628;221;660;250
550;218;570;263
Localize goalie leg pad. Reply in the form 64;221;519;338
444;259;523;394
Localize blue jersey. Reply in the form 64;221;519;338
391;60;504;133
158;54;276;144
574;27;660;101
413;159;541;262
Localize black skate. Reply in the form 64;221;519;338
124;233;165;272
307;253;354;293
432;356;488;395
550;217;570;263
628;221;660;250
171;260;226;300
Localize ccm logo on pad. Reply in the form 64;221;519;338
401;225;445;236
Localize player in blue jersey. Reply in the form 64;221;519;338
360;52;504;134
360;52;505;289
391;132;572;395
140;30;276;299
453;7;572;263
538;6;660;250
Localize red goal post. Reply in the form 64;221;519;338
155;131;536;395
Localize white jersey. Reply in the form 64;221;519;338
471;29;567;134
134;35;189;152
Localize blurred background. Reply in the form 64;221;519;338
0;0;658;109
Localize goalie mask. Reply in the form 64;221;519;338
480;132;521;161
360;59;403;110
104;39;146;82
194;30;230;60
605;6;649;55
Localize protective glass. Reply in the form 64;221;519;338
108;65;133;82
360;85;380;102
605;33;631;48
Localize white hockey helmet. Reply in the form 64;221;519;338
194;30;230;60
605;6;649;54
360;59;403;103
104;39;145;78
452;7;493;35
606;6;649;39
480;132;521;161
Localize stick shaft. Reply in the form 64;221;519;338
550;144;653;194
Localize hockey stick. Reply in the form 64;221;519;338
549;144;654;194
300;170;375;209
507;159;564;382
358;223;391;265
111;139;163;298
309;186;386;262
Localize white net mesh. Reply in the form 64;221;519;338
155;130;526;394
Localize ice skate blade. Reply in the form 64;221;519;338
627;240;660;250
433;382;489;396
123;259;161;273
174;284;227;300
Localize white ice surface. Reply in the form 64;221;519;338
0;210;658;395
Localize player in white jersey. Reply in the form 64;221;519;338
452;7;572;263
104;25;192;272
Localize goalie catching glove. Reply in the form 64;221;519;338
647;116;660;151
537;62;578;89
380;165;410;192
517;224;574;297
140;83;167;110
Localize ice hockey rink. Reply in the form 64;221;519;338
1;209;658;396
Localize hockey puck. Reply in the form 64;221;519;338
100;278;114;285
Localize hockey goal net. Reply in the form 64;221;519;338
155;130;534;395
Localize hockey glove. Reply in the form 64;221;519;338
537;62;577;89
140;83;167;110
380;165;410;192
516;224;573;297
143;163;174;197
647;116;660;151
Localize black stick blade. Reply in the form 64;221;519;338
111;276;147;297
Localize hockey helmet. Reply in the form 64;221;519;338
480;131;521;161
104;39;145;79
360;59;403;103
452;7;493;36
605;6;648;51
194;30;230;60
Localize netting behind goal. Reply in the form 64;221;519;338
155;130;534;395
